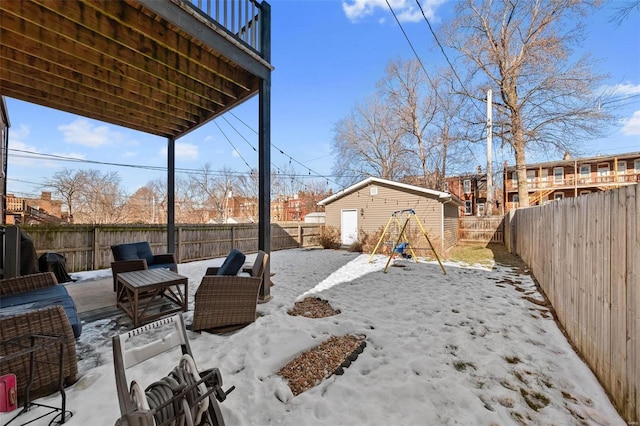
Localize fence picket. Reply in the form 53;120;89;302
513;185;639;422
17;223;321;272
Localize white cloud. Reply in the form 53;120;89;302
610;83;640;95
159;142;199;160
232;149;240;158
342;0;445;23
10;123;30;141
57;119;120;148
621;110;640;135
8;125;39;167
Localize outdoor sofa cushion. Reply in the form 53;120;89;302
111;241;177;271
216;249;246;276
1;285;82;338
112;241;155;264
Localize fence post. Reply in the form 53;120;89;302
176;226;182;263
93;226;100;270
231;225;236;248
298;225;303;247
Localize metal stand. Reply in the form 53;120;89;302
1;334;72;425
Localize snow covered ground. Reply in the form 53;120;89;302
1;248;625;425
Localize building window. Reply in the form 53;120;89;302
617;160;627;182
540;169;548;186
511;171;518;187
513;194;519;204
477;203;485;216
465;200;472;215
635;159;640;174
579;164;591;183
597;163;610;178
580;190;590;196
553;167;564;183
554;192;564;200
463;179;471;194
443;182;449;192
526;170;535;183
369;186;378;196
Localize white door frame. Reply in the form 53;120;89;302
340;209;358;245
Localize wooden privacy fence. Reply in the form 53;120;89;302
510;184;639;423
19;222;321;273
458;216;504;243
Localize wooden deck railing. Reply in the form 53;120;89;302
189;0;265;53
509;172;640;190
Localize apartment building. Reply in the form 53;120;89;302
503;152;640;212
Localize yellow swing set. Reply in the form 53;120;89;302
368;209;446;275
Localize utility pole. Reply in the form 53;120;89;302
486;89;493;216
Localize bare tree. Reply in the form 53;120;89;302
332;95;416;185
300;179;332;214
610;0;640;24
272;162;303;199
428;70;477;190
76;169;128;224
378;58;437;186
147;178;168;224
127;185;156;224
45;168;128;223
45;168;85;222
445;0;612;206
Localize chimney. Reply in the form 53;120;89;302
563;151;571;160
41;191;52;201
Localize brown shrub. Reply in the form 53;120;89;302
317;225;341;249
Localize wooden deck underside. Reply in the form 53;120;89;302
0;0;268;138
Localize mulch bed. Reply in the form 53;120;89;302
287;297;340;318
283;299;365;395
279;334;366;396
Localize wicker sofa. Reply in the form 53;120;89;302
110;241;177;291
0;272;82;338
0;307;78;401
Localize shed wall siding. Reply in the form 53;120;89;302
443;202;459;250
324;182;444;243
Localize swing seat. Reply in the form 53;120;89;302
394;242;410;258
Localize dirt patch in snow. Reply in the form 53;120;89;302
287;297;340;318
279;334;366;396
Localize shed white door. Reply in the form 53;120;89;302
341;209;358;245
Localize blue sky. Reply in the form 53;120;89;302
5;0;640;198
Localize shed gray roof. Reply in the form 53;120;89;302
318;177;462;206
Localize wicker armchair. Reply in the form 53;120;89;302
0;305;78;401
191;276;262;333
205;250;268;279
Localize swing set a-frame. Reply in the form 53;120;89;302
368;208;446;275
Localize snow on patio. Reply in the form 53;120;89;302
1;248;624;425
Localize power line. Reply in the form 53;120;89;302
213;120;253;170
7;149;353;188
413;0;485;118
384;0;432;80
385;0;485;171
228;112;343;189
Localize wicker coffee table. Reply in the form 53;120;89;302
116;269;188;328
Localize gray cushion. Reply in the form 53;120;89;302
217;249;246;276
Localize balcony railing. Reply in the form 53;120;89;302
509;173;640;190
188;0;265;54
